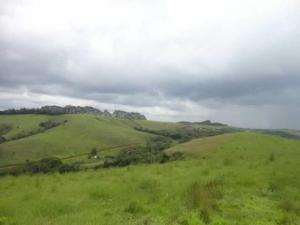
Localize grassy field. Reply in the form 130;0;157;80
0;132;299;225
166;133;235;157
0;115;157;166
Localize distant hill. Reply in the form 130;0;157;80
0;105;147;120
0;112;299;167
178;120;228;126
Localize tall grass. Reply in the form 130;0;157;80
0;132;299;225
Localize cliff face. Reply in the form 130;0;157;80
0;105;147;120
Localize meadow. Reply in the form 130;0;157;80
0;132;299;225
0;114;155;166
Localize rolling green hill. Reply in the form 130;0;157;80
0;114;299;225
0;114;235;166
0;132;299;225
0;114;155;166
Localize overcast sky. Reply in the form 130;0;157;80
0;0;299;129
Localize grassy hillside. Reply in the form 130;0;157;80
166;133;235;157
0;114;237;166
0;132;299;225
134;120;184;130
0;114;154;166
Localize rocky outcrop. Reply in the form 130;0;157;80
0;105;147;120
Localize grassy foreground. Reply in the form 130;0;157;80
0;132;299;225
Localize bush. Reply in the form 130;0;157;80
0;123;12;136
135;126;233;143
103;149;141;168
39;120;64;130
58;162;80;173
25;157;63;173
102;136;183;168
146;136;172;153
0;136;6;144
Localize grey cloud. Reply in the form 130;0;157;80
0;0;300;129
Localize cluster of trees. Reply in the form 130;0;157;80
135;126;233;143
134;127;194;143
0;123;12;143
112;110;146;120
0;106;102;115
0;105;147;120
39;120;67;129
101;136;183;168
179;120;227;126
5;157;80;176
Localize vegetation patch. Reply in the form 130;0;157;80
135;125;236;143
3;157;80;176
185;178;224;223
102;136;183;168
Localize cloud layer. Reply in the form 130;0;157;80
0;0;299;128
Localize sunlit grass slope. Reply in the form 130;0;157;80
0;114;154;165
0;132;299;225
166;133;235;157
0;114;55;139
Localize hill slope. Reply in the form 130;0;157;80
0;114;154;166
0;114;235;166
0;132;299;225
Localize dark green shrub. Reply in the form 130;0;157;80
103;149;141;168
0;123;12;136
58;162;80;173
0;136;6;144
39;120;63;130
146;136;172;153
103;136;183;168
24;157;63;174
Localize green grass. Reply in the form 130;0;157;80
0;114;236;166
0;115;154;166
0;132;299;225
166;133;235;157
0;114;54;139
